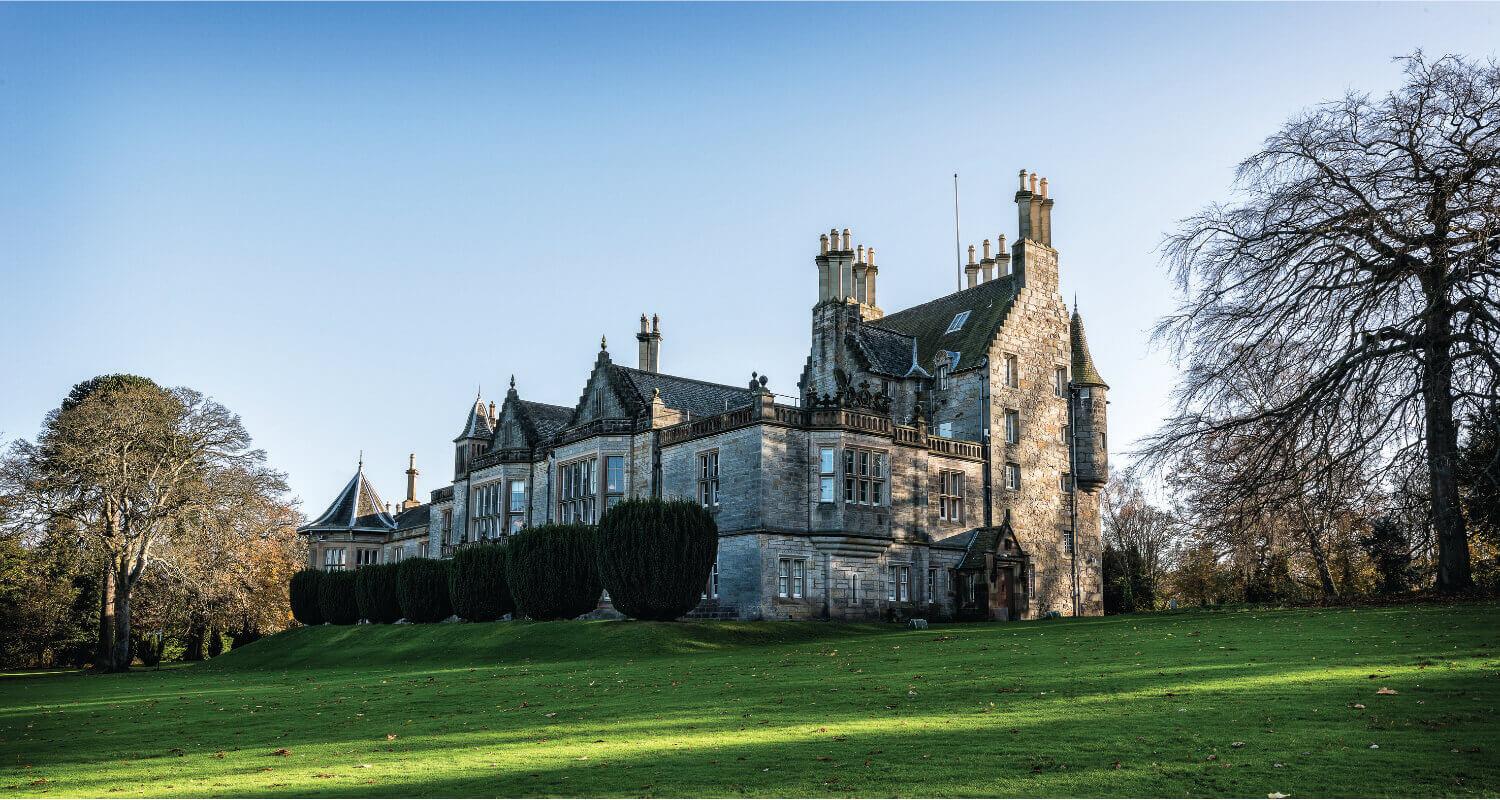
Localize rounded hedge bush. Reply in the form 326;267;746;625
289;568;325;626
317;569;360;625
396;558;453;623
355;562;403;624
597;498;718;620
449;543;514;622
505;524;602;620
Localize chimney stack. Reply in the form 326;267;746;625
864;246;878;311
853;245;867;304
1040;178;1054;246
980;238;994;283
636;312;663;373
965;243;980;288
996;234;1011;275
402;453;420;510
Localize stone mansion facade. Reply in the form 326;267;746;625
299;170;1110;620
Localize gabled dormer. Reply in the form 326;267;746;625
492;376;572;456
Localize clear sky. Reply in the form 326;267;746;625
2;2;1496;515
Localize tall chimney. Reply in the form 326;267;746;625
403;453;420;510
853;245;867;305
980;238;994;283
965;243;980;288
636;313;662;372
1015;170;1034;241
996;234;1010;275
1040;178;1054;246
864;246;879;313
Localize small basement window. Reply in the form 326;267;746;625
945;311;972;334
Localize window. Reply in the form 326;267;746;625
850;572;861;603
389;549;403;564
472;482;503;540
604;455;625;510
323;548;346;570
938;421;954;438
945;310;971;334
558;457;597;524
938;470;965;522
1004;409;1020;445
1079;386;1092;401
698;450;720;507
1062;528;1075;553
702;558;719;600
442;509;454;544
507;479;527;533
1055;367;1068;398
356;548;379;567
1060;424;1070;445
1005;462;1021;491
844;448;886;506
1060;473;1073;493
778;557;806;599
1003;354;1019;388
818;447;836;502
888;565;910;602
927;567;938;603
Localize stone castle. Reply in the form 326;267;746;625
299;170;1109;620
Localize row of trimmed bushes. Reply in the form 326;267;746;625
290;498;717;625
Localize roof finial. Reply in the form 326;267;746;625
600;334;608;351
358;450;364;472
509;374;516;390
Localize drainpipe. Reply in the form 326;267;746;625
1067;384;1080;617
980;358;993;528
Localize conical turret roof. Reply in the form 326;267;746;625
1070;309;1108;389
299;461;397;533
454;394;494;441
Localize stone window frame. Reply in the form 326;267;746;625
1003;353;1020;389
1004;409;1021;445
849;570;862;604
441;509;454;544
323;547;346;570
558;456;598;524
471;480;505;541
355;548;379;567
927;566;939;603
603;454;626;512
817;446;837;503
1054;366;1068;398
1062;527;1075;554
697;449;720;509
777;556;807;599
506;479;527;534
937;470;965;523
843;447;888;506
1004;461;1022;491
887;563;911;602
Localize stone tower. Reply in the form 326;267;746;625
1069;308;1109;490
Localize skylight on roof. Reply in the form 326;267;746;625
945;311;971;334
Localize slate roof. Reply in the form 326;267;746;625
1070;310;1108;388
518;400;573;441
958;527;1005;570
454;397;494;441
848;324;926;378
873;275;1020;374
394;503;430;532
614;366;756;419
299;466;397;533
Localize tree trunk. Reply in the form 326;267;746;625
95;565;115;670
109;565;132;672
1423;294;1474;592
1306;527;1338;599
182;622;206;662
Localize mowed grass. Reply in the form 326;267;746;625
2;603;1497;798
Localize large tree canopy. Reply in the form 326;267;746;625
1143;53;1500;592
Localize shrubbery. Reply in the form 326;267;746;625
356;563;403;623
397;558;453;623
505;524;602;620
317;569;360;625
598;498;717;620
449;544;514;622
289;569;325;626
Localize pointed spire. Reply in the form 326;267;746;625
1070;305;1109;389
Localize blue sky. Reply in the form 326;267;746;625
2;2;1496;514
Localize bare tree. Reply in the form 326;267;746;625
0;375;280;671
1143;53;1500;592
1102;466;1180;596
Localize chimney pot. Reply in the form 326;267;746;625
640;313;649;333
819;233;829;255
841;228;851;251
856;244;865;263
867;247;876;267
967;244;976;265
652;313;659;333
982;239;992;260
1019;169;1028;190
1030;173;1039;193
1040;177;1048;198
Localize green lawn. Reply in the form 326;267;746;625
2;603;1497;798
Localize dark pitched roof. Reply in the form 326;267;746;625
519;399;573;440
848;323;925;378
958;527;1005;570
394;503;430;531
1070;310;1108;388
299;466;397;534
872;275;1020;374
614;366;756;419
454;397;494;441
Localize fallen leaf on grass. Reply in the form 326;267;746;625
354;764;373;769
271;748;292;757
1349;703;1366;709
1232;742;1245;748
1376;688;1398;695
385;734;398;740
1268;792;1289;798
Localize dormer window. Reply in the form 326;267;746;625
945;311;972;334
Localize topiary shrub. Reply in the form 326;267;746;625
505;524;602;620
449;544;514;622
289;568;325;626
597;498;718;620
355;563;403;623
317;569;360;625
396;558;453;623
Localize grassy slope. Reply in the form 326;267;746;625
1;603;1496;798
